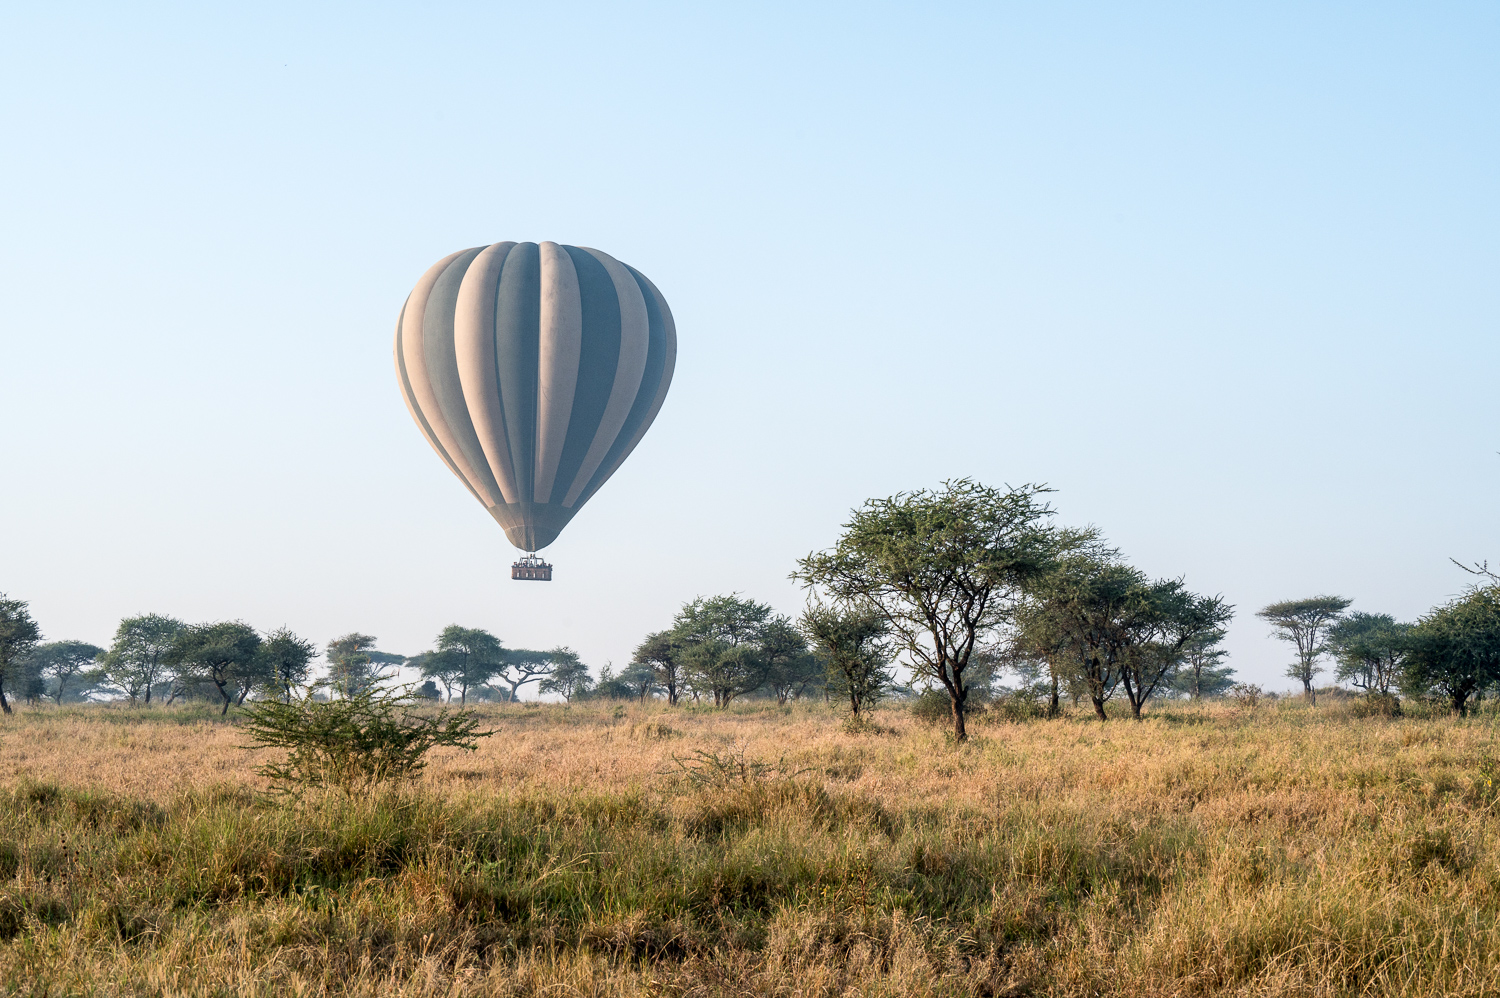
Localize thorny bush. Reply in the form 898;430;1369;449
241;683;492;794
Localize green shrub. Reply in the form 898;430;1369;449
668;742;808;788
909;685;1016;726
1350;692;1403;718
241;684;492;795
991;685;1049;721
1227;683;1264;711
841;711;901;736
909;688;952;726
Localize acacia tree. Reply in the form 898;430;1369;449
99;614;184;705
1121;584;1231;716
167;622;266;715
674;595;776;708
618;661;660;701
801;603;894;717
1035;558;1135;720
590;664;636;700
539;648;592;702
421;626;502;704
26;641;104;704
490;648;554;701
1401;587;1500;716
1328;612;1408;695
258;629;317;702
631;631;684;705
162;654;197;705
1010;600;1079;717
0;594;42;715
761;618;820;704
1171;627;1234;699
1025;554;1231;720
1258;596;1351;704
414;650;456;701
326;634;389;697
795;480;1072;740
368;651;408;674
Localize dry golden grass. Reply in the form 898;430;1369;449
1;696;1498;996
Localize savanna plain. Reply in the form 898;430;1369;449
1;697;1497;997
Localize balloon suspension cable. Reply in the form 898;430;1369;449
511;551;553;582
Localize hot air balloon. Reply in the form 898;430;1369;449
395;242;677;580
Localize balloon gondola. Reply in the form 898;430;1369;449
395;242;676;580
511;554;553;582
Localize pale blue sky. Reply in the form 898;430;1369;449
2;2;1496;692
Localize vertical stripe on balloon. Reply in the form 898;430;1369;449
395;296;485;505
533;242;583;503
547;246;621;506
454;241;520;504
422;248;505;507
572;265;677;510
494;242;541;504
561;248;650;508
399;248;501;506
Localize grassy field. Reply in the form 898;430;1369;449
0;696;1498;996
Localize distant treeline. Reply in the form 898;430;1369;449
2;483;1494;726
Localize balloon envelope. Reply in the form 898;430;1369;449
395;242;676;551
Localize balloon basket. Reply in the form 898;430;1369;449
511;554;553;581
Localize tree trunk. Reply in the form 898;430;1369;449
0;682;11;715
950;694;967;741
1048;672;1060;718
1130;696;1144;719
1092;695;1108;722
